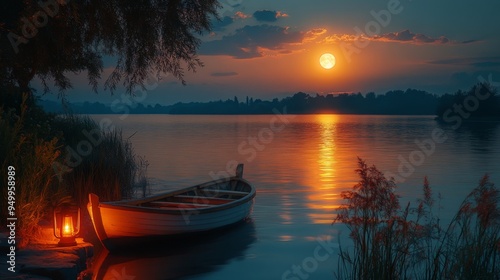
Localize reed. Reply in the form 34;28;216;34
335;158;500;280
1;93;148;246
0;95;62;247
52;114;141;206
432;174;500;279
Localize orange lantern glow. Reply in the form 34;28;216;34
53;201;80;246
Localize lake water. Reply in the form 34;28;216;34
89;114;500;280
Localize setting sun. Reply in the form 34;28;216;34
319;53;336;69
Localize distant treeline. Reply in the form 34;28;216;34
435;83;500;120
40;83;499;117
168;89;439;114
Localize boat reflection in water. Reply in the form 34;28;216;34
92;219;256;280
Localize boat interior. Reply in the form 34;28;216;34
138;180;251;210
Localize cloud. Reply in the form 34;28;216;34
318;29;479;46
234;11;251;19
322;34;359;44
211;72;238;77
200;26;476;59
210;12;252;32
276;11;289;18
429;57;500;68
372;30;452;44
253;10;289;22
211;16;234;31
199;24;303;59
461;39;482;44
303;28;327;42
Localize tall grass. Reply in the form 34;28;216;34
1;91;148;246
52;114;143;206
0;95;62;247
334;158;500;280
435;175;500;279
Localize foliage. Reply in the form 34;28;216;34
37;83;500;116
0;88;147;246
0;83;57;138
437;175;500;279
0;95;62;247
0;0;220;95
0;0;208;247
436;83;500;119
334;158;413;279
51;114;142;206
335;158;500;280
168;89;440;115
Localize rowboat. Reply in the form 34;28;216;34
87;164;255;250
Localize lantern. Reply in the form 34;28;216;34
53;201;80;246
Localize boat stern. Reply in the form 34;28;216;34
87;193;110;248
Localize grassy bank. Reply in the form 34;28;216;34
51;114;139;205
334;158;500;280
0;90;147;247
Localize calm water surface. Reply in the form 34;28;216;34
90;114;500;280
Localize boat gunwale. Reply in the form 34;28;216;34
96;177;255;215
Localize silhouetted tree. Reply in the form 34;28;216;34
1;0;220;97
436;83;499;119
47;85;500;116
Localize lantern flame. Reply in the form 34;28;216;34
62;216;74;237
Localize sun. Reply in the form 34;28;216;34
320;53;336;69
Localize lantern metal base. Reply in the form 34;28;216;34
57;237;77;247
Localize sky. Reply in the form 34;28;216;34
37;0;500;105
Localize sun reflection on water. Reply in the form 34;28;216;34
306;114;342;224
318;114;338;182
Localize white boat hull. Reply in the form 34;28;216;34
98;198;254;238
87;164;256;250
